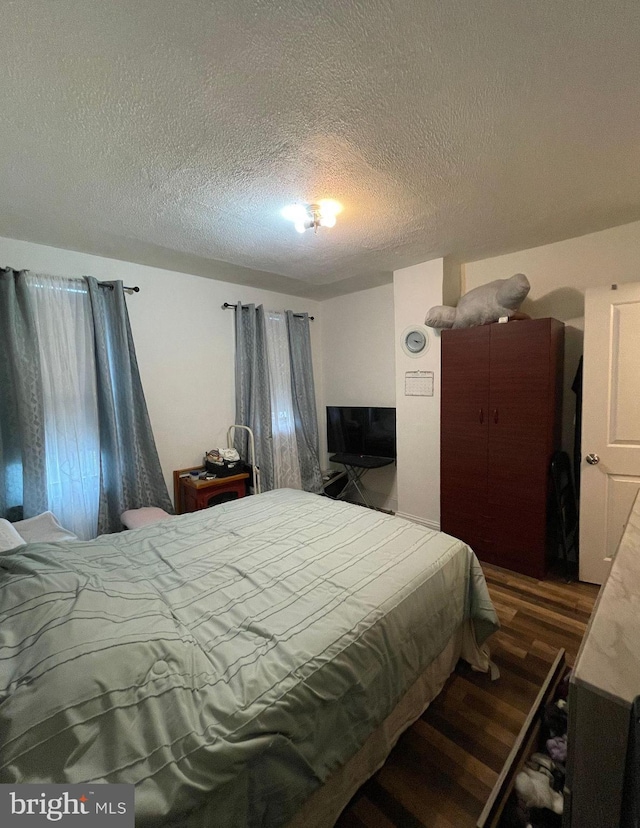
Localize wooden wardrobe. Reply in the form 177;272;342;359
440;318;564;579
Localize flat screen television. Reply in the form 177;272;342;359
326;406;396;460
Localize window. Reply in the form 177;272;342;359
28;275;100;539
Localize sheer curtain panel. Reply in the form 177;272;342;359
27;274;100;539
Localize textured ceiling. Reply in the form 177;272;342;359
1;0;640;299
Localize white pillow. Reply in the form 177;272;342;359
12;511;79;544
0;518;26;552
121;507;171;530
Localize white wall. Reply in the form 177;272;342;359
13;217;638;524
0;236;322;504
394;259;443;528
464;219;640;456
320;283;397;510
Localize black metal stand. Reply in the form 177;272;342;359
327;454;394;510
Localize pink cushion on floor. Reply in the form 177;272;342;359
120;507;171;529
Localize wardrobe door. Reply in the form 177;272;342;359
441;326;490;557
486;319;563;577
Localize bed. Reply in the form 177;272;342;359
0;489;499;827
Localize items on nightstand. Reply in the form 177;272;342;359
205;447;243;477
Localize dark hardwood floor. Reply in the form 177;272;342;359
336;564;600;828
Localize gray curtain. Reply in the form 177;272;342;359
233;303;322;495
86;278;173;533
233;303;274;492
0;269;48;520
286;311;323;494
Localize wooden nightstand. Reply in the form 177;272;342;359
173;467;250;514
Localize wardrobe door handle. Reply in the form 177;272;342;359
493;409;499;424
479;408;484;424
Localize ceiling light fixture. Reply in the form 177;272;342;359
281;200;343;234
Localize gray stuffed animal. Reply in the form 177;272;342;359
425;273;530;329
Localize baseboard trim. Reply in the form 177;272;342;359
395;511;440;531
345;489;398;515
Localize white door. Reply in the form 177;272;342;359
580;282;640;584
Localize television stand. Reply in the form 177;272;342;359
327;453;394;510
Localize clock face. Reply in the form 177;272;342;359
401;325;430;357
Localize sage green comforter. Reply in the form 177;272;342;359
0;489;498;827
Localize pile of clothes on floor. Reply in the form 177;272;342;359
502;672;570;828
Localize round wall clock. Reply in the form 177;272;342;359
401;324;431;358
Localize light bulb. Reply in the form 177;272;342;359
318;199;342;217
282;204;308;223
283;200;341;233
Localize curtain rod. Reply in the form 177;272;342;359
2;268;139;295
98;282;140;294
222;302;314;321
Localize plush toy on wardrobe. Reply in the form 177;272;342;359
425;272;531;329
